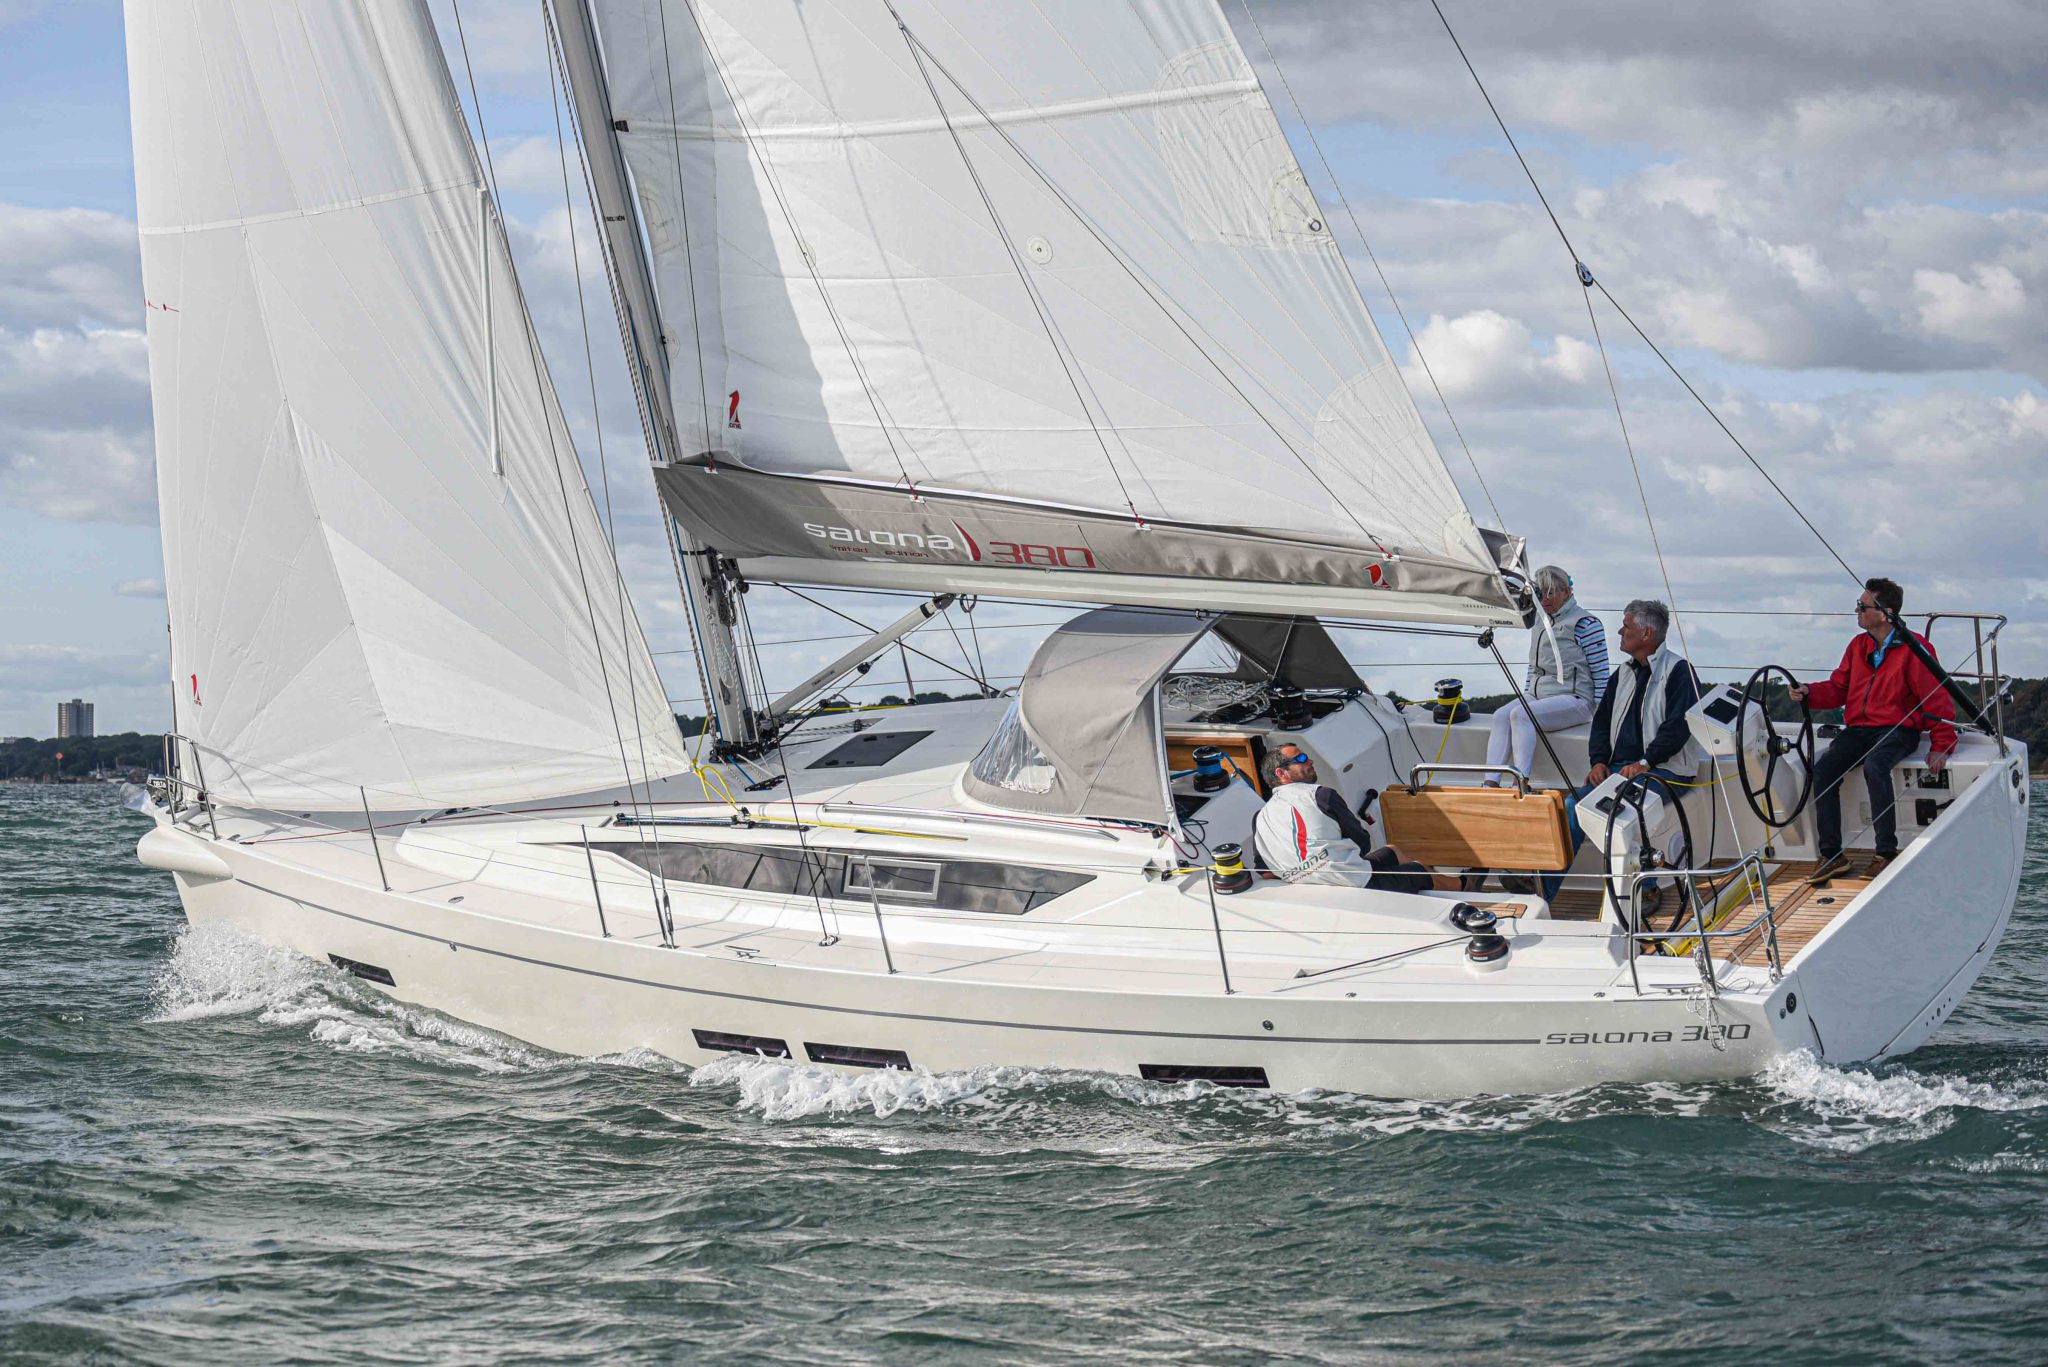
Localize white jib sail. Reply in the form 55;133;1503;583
590;0;1497;590
127;0;694;810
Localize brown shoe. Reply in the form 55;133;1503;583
1806;852;1850;884
1864;852;1895;878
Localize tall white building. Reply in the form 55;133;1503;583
56;698;94;740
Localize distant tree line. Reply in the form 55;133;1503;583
0;732;165;781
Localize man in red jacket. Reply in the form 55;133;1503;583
1790;577;1956;882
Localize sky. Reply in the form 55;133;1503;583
0;0;2043;740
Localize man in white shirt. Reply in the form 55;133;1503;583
1252;744;1446;892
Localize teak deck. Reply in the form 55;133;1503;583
1477;857;1872;965
1710;861;1871;965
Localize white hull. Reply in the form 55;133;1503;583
142;735;2028;1099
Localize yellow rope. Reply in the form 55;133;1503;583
1431;692;1462;765
745;812;964;842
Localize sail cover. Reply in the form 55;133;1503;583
127;0;694;809
587;0;1516;622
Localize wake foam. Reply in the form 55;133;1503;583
1758;1050;2048;1151
689;1053;1026;1121
150;920;323;1024
150;926;2047;1148
150;921;559;1075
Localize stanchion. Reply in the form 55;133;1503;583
361;787;388;892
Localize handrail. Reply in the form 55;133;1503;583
1406;762;1528;794
1921;611;2010;754
1621;853;1778;996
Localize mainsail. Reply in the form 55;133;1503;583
127;0;694;809
584;0;1517;623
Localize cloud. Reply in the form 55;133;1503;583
1914;264;2029;344
0;322;156;523
0;643;161;693
1400;310;1596;404
0;202;141;330
1244;3;2048;382
114;577;164;598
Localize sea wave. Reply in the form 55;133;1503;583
1757;1049;2048;1151
150;920;561;1075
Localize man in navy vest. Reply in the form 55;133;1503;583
1541;599;1702;903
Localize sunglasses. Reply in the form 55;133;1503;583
1855;601;1880;614
1277;753;1312;768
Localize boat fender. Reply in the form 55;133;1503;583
137;825;234;884
1465;933;1510;971
1211;843;1254;895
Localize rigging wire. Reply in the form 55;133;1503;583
540;3;727;752
1586;279;1860;584
777;585;1001;693
1425;0;1858;585
960;597;993;693
1425;0;1755;844
934;601;993;695
1236;0;1503;532
544;6;674;942
883;0;1148;528
448;0;663;863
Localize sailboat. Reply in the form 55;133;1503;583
132;0;2028;1098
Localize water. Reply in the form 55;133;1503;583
5;785;2047;1365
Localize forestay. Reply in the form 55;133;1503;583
127;0;693;809
587;0;1515;621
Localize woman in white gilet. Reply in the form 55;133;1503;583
1485;565;1609;786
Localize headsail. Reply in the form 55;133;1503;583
588;0;1516;622
127;0;694;809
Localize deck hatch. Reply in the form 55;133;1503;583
327;953;395;986
807;730;933;769
805;1042;912;1070
692;1029;792;1059
1139;1063;1269;1088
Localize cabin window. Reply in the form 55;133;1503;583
594;840;1093;917
967;698;1055;794
844;859;941;901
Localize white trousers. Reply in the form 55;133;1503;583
1485;693;1593;780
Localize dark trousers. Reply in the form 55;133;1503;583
1367;845;1434;894
1812;726;1920;858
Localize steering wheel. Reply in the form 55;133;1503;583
1735;665;1815;828
1598;774;1695;940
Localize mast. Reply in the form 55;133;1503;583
552;0;760;751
